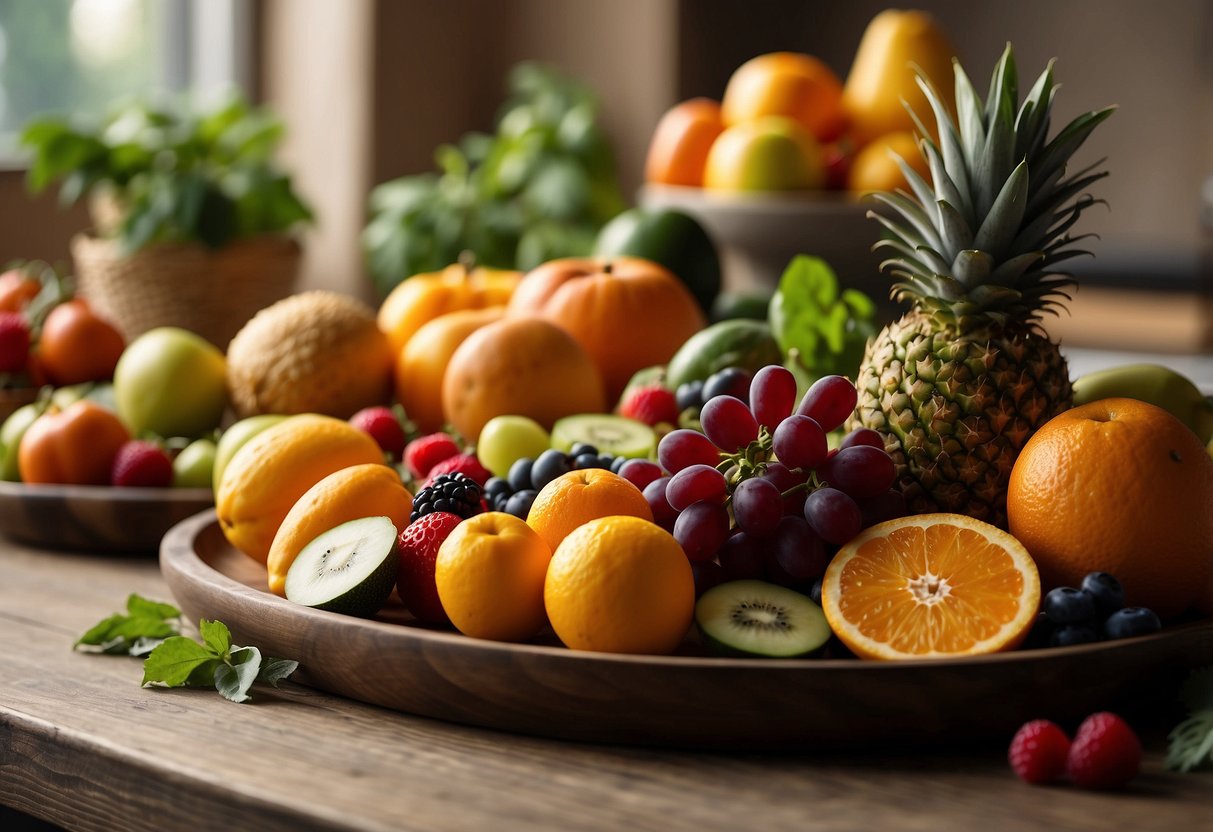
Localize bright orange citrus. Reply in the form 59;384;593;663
846;130;931;194
526;468;653;554
644;98;725;187
544;515;694;654
821;513;1041;660
1008;397;1213;620
721;52;848;143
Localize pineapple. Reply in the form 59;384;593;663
851;45;1114;527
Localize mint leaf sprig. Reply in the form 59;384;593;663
1167;666;1213;772
142;619;298;704
75;593;182;655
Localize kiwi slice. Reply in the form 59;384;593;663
695;580;830;658
550;414;656;458
284;516;400;618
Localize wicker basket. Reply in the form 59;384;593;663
70;233;302;350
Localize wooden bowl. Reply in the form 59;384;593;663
160;511;1213;750
0;481;213;554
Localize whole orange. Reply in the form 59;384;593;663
18;400;130;485
441;316;606;441
644;98;725;187
1007;398;1213;620
526;468;653;554
506;256;705;403
846;131;930;195
38;299;126;385
545;515;694;654
721;52;848;143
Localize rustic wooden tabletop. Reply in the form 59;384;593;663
2;537;1211;832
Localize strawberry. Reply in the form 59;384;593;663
1066;712;1141;789
396;511;462;624
0;311;31;374
421;452;492;489
619;385;679;427
111;440;173;488
349;406;406;460
1008;719;1071;785
403;433;461;480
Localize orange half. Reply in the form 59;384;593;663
822;514;1041;660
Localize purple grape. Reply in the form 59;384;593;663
839;427;885;450
804;487;863;545
857;489;907;528
764;515;828;586
820;444;896;499
731;476;783;537
718;531;766;580
618;458;664;491
762;461;809;516
771;415;828;470
750;365;797;429
700;395;759;452
643;475;677;529
702;367;752;402
658;428;720;473
673;500;731;563
795;375;858;432
691;559;725;598
666;464;728;511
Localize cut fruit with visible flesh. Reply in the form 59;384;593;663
284;515;400;618
821;513;1041;660
550;414;656;458
695;579;830;658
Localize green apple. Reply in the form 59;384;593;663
212;414;288;493
702;116;824;191
0;402;46;481
51;381;118;413
476;415;551;478
114;327;228;439
593;208;721;315
172;437;218;489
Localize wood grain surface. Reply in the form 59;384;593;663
2;535;1212;831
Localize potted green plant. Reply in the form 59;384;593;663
21;93;313;348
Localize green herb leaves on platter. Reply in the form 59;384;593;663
1167;666;1213;772
76;595;297;704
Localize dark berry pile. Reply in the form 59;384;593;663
484;443;624;520
1026;571;1162;648
410;472;484;523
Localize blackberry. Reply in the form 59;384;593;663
410;472;483;523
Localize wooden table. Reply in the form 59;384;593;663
2;538;1211;832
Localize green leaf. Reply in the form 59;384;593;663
141;636;221;687
198;619;232;659
76;595;181;654
258;657;299;688
126;594;180;621
214;646;262;704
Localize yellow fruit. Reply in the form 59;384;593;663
702;116;824;191
846;131;930;194
526;468;652;554
266;463;413;596
822;514;1041;660
435;512;552;642
216;414;387;565
544;515;694;654
226;291;394;419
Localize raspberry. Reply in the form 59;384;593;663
403;433;461;480
411;472;483;523
619;385;679;427
396;511;462;624
111;440;173;488
1008;719;1071;785
349;406;406;460
1066;712;1141;790
421;452;492;489
0;311;31;374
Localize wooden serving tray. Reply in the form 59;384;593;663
160;510;1213;750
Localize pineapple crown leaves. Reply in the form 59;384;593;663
867;44;1116;327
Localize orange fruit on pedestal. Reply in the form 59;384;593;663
846;130;931;195
644;98;726;187
545;515;694;654
1008;398;1213;620
526;468;653;554
721;52;848;143
821;513;1040;660
435;512;552;642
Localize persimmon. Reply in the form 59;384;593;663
18;400;130;485
38;299;126;385
644;98;725;187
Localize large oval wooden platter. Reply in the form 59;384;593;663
0;481;213;553
161;510;1213;750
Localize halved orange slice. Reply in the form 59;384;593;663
822;513;1041;660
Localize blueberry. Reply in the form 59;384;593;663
703;367;753;403
807;577;823;606
1080;572;1125;618
569;442;598;458
484;476;512;502
572;452;601;470
606;454;625;473
1042;586;1096;625
1049;624;1100;647
504;489;538;519
530;449;572;490
1022;613;1054;650
1103;607;1162;640
507;457;535;492
676;380;705;412
492;493;511;511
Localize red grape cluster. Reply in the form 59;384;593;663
617;366;905;596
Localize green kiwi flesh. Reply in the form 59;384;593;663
284;515;399;618
695;579;830;658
